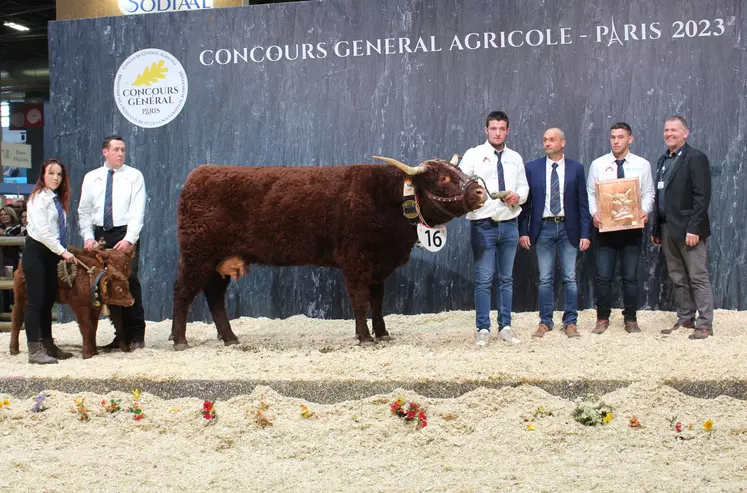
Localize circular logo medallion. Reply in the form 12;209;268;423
114;48;188;128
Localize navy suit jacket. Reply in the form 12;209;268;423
519;157;592;247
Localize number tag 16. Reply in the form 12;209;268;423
417;224;447;252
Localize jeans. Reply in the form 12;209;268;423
470;218;519;330
595;230;641;321
536;221;578;328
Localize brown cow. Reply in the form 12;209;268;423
9;246;135;359
171;156;487;348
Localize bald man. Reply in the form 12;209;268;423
519;128;591;338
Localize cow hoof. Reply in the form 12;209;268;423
82;352;95;360
375;335;392;342
223;338;239;346
359;339;376;347
174;342;190;351
9;346;19;356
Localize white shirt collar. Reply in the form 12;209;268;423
546;155;565;167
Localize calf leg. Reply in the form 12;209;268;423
369;281;391;341
203;273;238;345
9;298;25;356
72;304;104;359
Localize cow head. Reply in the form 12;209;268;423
93;244;136;279
99;265;135;307
375;155;487;225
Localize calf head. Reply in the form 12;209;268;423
100;265;135;307
375;155;487;225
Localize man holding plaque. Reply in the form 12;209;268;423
651;116;714;339
587;122;654;334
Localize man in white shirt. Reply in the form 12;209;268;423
460;111;528;346
587;122;654;334
78;135;147;351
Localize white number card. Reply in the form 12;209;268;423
417;224;447;252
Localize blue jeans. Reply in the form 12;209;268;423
595;230;641;321
470;218;519;330
536;221;578;328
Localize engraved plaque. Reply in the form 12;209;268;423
596;177;643;232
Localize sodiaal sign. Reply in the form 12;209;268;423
119;0;213;15
114;49;189;128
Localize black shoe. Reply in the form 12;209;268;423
99;338;121;352
130;341;145;350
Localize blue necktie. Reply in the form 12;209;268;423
615;159;625;178
495;150;505;191
550;162;561;216
53;196;66;248
104;169;114;230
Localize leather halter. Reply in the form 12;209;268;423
422;165;479;218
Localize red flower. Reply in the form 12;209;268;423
133;414;143;421
390;402;401;414
675;422;683;433
203;401;213;412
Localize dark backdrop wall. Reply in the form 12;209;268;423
49;0;747;322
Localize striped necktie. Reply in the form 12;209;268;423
53;196;66;248
495;150;505;191
550;162;561;216
104;169;114;230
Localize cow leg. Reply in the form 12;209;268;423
72;305;98;359
171;262;209;350
343;274;374;346
203;273;238;345
370;281;391;341
9;298;25;356
9;281;27;356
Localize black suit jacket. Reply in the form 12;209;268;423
651;142;711;243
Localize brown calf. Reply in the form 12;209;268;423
9;247;135;359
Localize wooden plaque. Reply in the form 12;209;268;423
595;177;643;232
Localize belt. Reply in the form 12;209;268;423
474;217;518;224
542;216;565;222
94;225;127;233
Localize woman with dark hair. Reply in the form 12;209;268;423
24;158;75;364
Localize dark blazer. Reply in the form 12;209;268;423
519;157;591;247
651;142;711;243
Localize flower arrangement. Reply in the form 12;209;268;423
248;396;273;428
0;398;10;409
572;395;613;426
202;401;216;421
101;399;122;414
628;417;642;428
72;397;89;422
390;397;427;428
703;419;714;432
128;389;145;421
32;394;48;413
300;404;314;419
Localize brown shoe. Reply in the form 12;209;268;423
532;323;550;338
565;324;581;338
592;320;609;334
624;321;641;333
661;322;694;335
688;328;713;339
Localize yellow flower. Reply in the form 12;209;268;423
300;404;314;419
527;423;536;431
703;419;714;432
2;398;9;406
132;389;142;401
602;412;613;424
169;408;181;413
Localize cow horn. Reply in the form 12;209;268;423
373;156;428;175
450;154;461;165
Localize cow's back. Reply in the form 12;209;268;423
178;164;413;267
